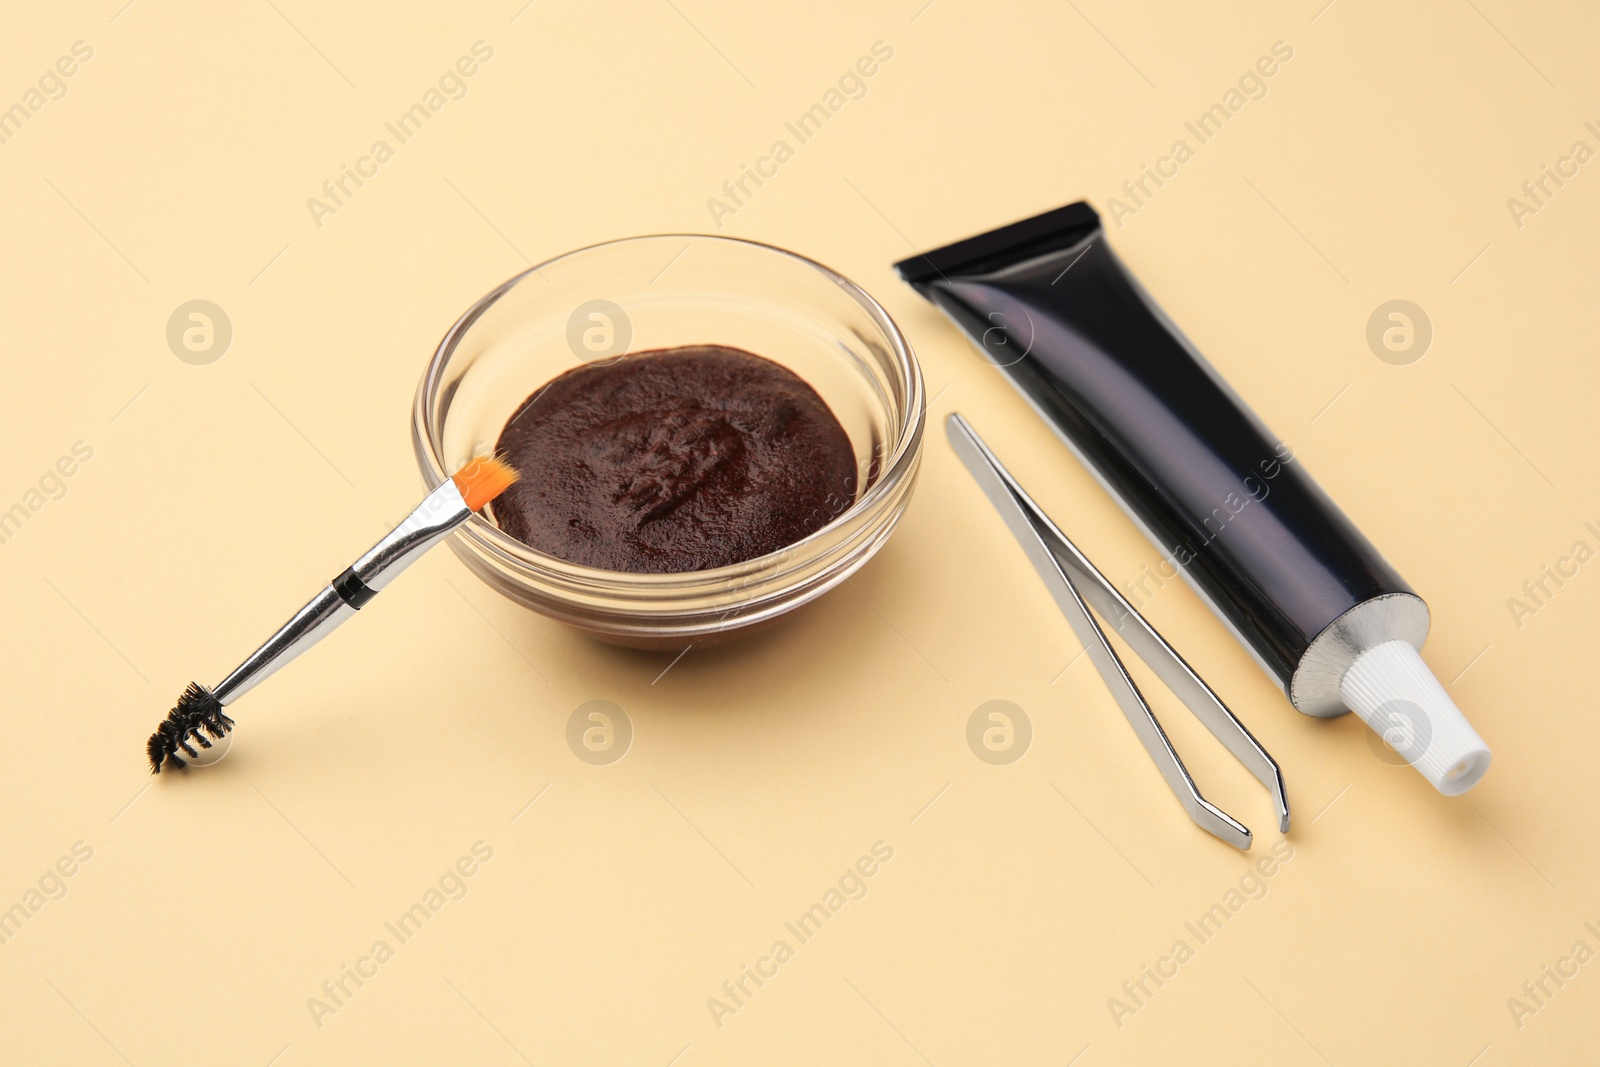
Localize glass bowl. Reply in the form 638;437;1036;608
411;234;924;650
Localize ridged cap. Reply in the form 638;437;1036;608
1339;639;1491;795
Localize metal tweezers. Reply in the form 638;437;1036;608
948;413;1290;849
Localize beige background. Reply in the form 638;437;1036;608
2;1;1597;1063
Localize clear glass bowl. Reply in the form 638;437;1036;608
411;234;924;650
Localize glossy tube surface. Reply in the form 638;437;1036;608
896;203;1418;705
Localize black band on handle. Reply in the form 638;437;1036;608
333;567;377;609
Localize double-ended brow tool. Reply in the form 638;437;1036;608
144;456;519;773
949;413;1289;849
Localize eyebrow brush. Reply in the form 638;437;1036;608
145;455;519;773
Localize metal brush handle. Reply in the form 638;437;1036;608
211;480;471;705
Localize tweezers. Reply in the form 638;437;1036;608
948;413;1291;849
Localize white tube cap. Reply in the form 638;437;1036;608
1339;640;1491;795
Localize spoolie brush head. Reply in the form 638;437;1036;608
451;454;520;512
147;683;235;774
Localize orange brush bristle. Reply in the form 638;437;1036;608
451;455;520;512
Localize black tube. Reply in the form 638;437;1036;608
895;202;1424;713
